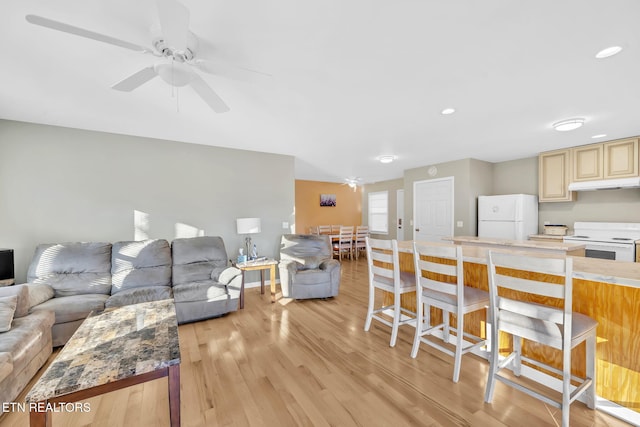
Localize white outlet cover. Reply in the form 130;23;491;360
457;221;463;227
282;221;289;229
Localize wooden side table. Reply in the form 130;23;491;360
235;259;279;308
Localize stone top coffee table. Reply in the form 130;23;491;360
26;299;181;427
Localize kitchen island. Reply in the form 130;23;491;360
385;240;640;421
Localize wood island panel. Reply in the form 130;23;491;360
385;248;640;413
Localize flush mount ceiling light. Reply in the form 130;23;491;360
441;108;456;115
552;118;585;132
592;134;607;139
377;155;397;164
595;46;623;59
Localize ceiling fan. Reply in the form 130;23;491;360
25;0;250;113
344;177;362;192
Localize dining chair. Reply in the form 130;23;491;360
484;251;597;427
332;226;354;261
308;226;319;235
318;225;331;234
354;225;369;260
364;237;416;347
410;242;489;382
331;224;342;234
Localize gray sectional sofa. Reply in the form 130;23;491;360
0;235;241;412
28;236;241;346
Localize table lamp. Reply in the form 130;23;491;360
236;218;261;260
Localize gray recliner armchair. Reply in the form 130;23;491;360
279;234;341;299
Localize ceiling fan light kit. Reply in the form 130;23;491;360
25;0;233;113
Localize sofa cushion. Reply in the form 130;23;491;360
0;296;17;332
0;284;30;318
30;294;108;324
105;286;173;308
27;283;55;309
0;352;12;384
27;242;112;297
111;239;172;294
172;237;229;285
173;281;229;303
0;310;54;376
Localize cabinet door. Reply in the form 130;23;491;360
604;138;638;178
539;149;576;202
573;144;603;182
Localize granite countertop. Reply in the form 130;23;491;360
26;299;180;403
446;235;586;251
398;240;640;289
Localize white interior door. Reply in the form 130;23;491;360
396;189;404;240
413;177;454;242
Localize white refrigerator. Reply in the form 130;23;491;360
477;194;538;240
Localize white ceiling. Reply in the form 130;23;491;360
2;0;639;185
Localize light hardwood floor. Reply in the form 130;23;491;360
0;258;631;426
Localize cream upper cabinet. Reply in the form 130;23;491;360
571;138;639;182
539;149;576;202
604;138;638;178
573;144;603;182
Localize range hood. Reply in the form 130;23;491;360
568;177;640;191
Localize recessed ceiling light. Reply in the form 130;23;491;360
595;46;622;59
377;155;397;164
441;108;456;115
552;118;585;132
591;134;607;139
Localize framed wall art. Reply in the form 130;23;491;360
320;194;336;207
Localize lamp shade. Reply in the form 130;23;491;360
236;218;261;234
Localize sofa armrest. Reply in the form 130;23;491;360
25;283;55;309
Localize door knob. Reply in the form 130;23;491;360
415;228;420;232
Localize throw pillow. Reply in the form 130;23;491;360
217;267;242;285
0;295;18;332
27;283;55;308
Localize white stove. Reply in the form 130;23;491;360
563;222;640;262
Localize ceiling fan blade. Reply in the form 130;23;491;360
25;15;150;53
111;67;158;91
189;74;230;113
195;59;271;82
156;0;189;52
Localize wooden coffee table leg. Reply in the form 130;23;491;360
260;270;265;295
29;402;51;427
270;264;277;303
239;271;245;309
168;365;180;427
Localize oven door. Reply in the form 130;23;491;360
581;241;635;262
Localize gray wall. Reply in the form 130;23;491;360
492;156;538;195
0;120;295;282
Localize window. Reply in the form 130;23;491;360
368;191;388;234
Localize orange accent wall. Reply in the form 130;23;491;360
295;180;362;234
